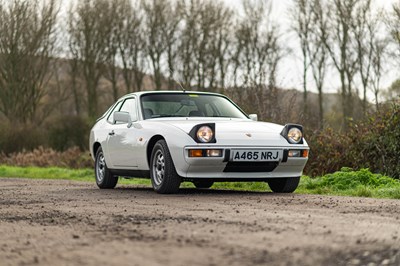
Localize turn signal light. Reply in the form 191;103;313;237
189;150;203;157
288;150;309;158
188;149;223;157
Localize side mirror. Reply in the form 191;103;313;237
249;114;258;121
114;111;132;128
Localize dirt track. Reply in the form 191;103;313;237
0;178;399;266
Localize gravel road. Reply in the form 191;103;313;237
0;178;399;266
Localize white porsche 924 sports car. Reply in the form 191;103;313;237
89;91;309;194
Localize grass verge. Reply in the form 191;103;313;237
299;168;400;199
0;165;399;199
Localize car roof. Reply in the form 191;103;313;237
117;90;225;101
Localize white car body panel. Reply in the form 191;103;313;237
89;91;309;180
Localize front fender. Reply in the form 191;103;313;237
89;120;113;165
136;122;196;177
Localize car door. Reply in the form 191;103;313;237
107;97;139;168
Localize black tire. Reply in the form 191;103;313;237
150;140;181;194
193;180;214;189
95;147;118;189
267;177;300;193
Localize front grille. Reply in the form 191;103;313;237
223;162;279;173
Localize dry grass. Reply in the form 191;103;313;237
0;146;92;169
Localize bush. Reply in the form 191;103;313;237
305;104;400;179
0;146;92;168
0;115;91;154
351;104;400;179
47;115;90;151
304;128;352;176
0;123;47;154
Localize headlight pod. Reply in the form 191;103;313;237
288;127;302;144
196;126;213;143
281;124;304;144
189;123;216;143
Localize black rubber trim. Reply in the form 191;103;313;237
282;149;289;163
223;149;231;162
110;169;150;178
223;162;279;173
184;178;280;182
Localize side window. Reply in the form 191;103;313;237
107;101;123;124
119;98;138;121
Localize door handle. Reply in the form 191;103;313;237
108;130;115;136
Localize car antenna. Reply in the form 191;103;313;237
178;81;186;92
168;68;186;92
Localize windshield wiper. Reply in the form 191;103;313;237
152;114;185;118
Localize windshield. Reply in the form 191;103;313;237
141;93;248;120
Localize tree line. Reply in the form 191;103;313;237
0;0;400;129
291;0;398;129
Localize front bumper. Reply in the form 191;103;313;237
177;146;309;179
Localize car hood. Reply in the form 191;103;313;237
156;118;295;146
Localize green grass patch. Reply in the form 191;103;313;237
0;165;399;199
0;165;94;181
297;168;400;199
0;165;151;186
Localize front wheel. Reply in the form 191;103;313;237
150;140;181;194
267;177;300;193
95;147;118;189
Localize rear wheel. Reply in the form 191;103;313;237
267;177;300;193
150;140;181;194
95;147;118;189
193;180;214;189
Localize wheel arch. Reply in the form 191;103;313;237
146;135;165;167
93;142;101;157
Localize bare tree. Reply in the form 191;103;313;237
290;0;314;117
0;0;58;123
142;0;172;90
195;1;227;90
232;0;283;121
194;2;212;89
68;56;83;115
207;2;232;91
178;1;199;89
352;0;373;116
383;2;400;104
386;2;400;67
177;0;232;91
68;0;110;120
370;36;388;111
103;0;122;102
117;0;146;93
38;58;74;122
214;7;233;91
309;0;329;129
164;1;182;90
197;1;232;90
323;0;365;130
